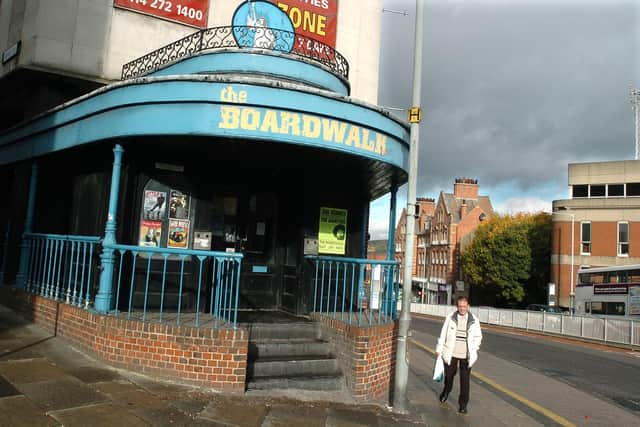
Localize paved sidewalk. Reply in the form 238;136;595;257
0;304;425;427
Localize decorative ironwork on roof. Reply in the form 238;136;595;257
121;25;349;81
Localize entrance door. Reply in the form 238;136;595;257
239;193;279;309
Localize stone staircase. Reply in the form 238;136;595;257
245;321;344;391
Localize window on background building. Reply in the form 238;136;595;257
618;222;629;256
581;222;591;254
572;185;588;198
627;183;640;196
589;184;605;197
607;184;624;197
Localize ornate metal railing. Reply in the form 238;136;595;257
121;25;349;81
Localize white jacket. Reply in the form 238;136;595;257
436;310;483;367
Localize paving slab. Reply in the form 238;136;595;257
168;397;210;418
66;366;124;383
325;407;381;427
0;358;67;384
111;389;170;409
260;403;327;427
0;374;21;398
133;405;196;427
0;395;57;427
198;398;269;427
91;379;142;395
17;377;109;411
49;403;150;427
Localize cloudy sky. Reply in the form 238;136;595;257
369;0;639;239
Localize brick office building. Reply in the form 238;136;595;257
428;179;493;304
551;160;640;310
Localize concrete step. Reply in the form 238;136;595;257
248;340;333;360
246;322;320;341
248;357;340;378
246;374;344;391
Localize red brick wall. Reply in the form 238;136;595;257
453;183;479;199
2;288;247;391
311;313;397;402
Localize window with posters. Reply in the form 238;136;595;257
138;180;194;250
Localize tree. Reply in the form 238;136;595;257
462;213;551;307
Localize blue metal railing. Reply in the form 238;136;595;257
106;243;243;328
24;233;102;307
306;256;400;326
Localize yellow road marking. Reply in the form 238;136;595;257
409;338;577;427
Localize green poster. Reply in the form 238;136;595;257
318;207;348;255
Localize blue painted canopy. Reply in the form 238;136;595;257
0;75;409;177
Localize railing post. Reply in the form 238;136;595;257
15;162;38;289
96;144;124;313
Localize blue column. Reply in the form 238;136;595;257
358;203;369;304
95;144;124;313
15;162;38;289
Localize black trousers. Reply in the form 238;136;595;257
442;357;471;407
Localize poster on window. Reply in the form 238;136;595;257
318;207;347;255
169;190;190;219
139;220;162;247
630;286;640;315
143;190;167;220
168;219;190;248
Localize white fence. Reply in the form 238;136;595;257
410;303;640;348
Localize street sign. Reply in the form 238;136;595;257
408;106;421;123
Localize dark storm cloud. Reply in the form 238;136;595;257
379;0;638;196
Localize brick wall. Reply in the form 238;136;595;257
311;313;397;402
1;287;248;391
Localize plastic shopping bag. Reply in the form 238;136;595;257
432;355;444;382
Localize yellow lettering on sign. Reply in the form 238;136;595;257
280;112;301;135
345;125;360;147
219;106;240;129
303;114;321;138
322;119;347;143
261;109;280;133
375;134;387;155
241;108;261;130
217;106;389;158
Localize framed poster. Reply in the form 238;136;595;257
139;220;162;247
143;190;167;220
168;219;190;248
318;207;347;255
169;190;190;219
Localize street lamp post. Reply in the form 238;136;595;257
555;212;575;313
393;0;424;413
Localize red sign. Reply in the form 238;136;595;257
270;0;338;48
114;0;209;28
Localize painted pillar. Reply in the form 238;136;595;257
95;144;124;313
15;162;38;289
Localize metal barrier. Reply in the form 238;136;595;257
107;244;243;328
412;303;640;348
121;25;350;80
24;233;101;308
306;256;400;326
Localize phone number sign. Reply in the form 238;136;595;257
114;0;209;28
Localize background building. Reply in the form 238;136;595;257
428;178;493;304
551;160;640;309
394;198;435;301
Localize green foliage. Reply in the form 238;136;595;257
462;213;551;307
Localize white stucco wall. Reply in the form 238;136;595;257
0;0;381;102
